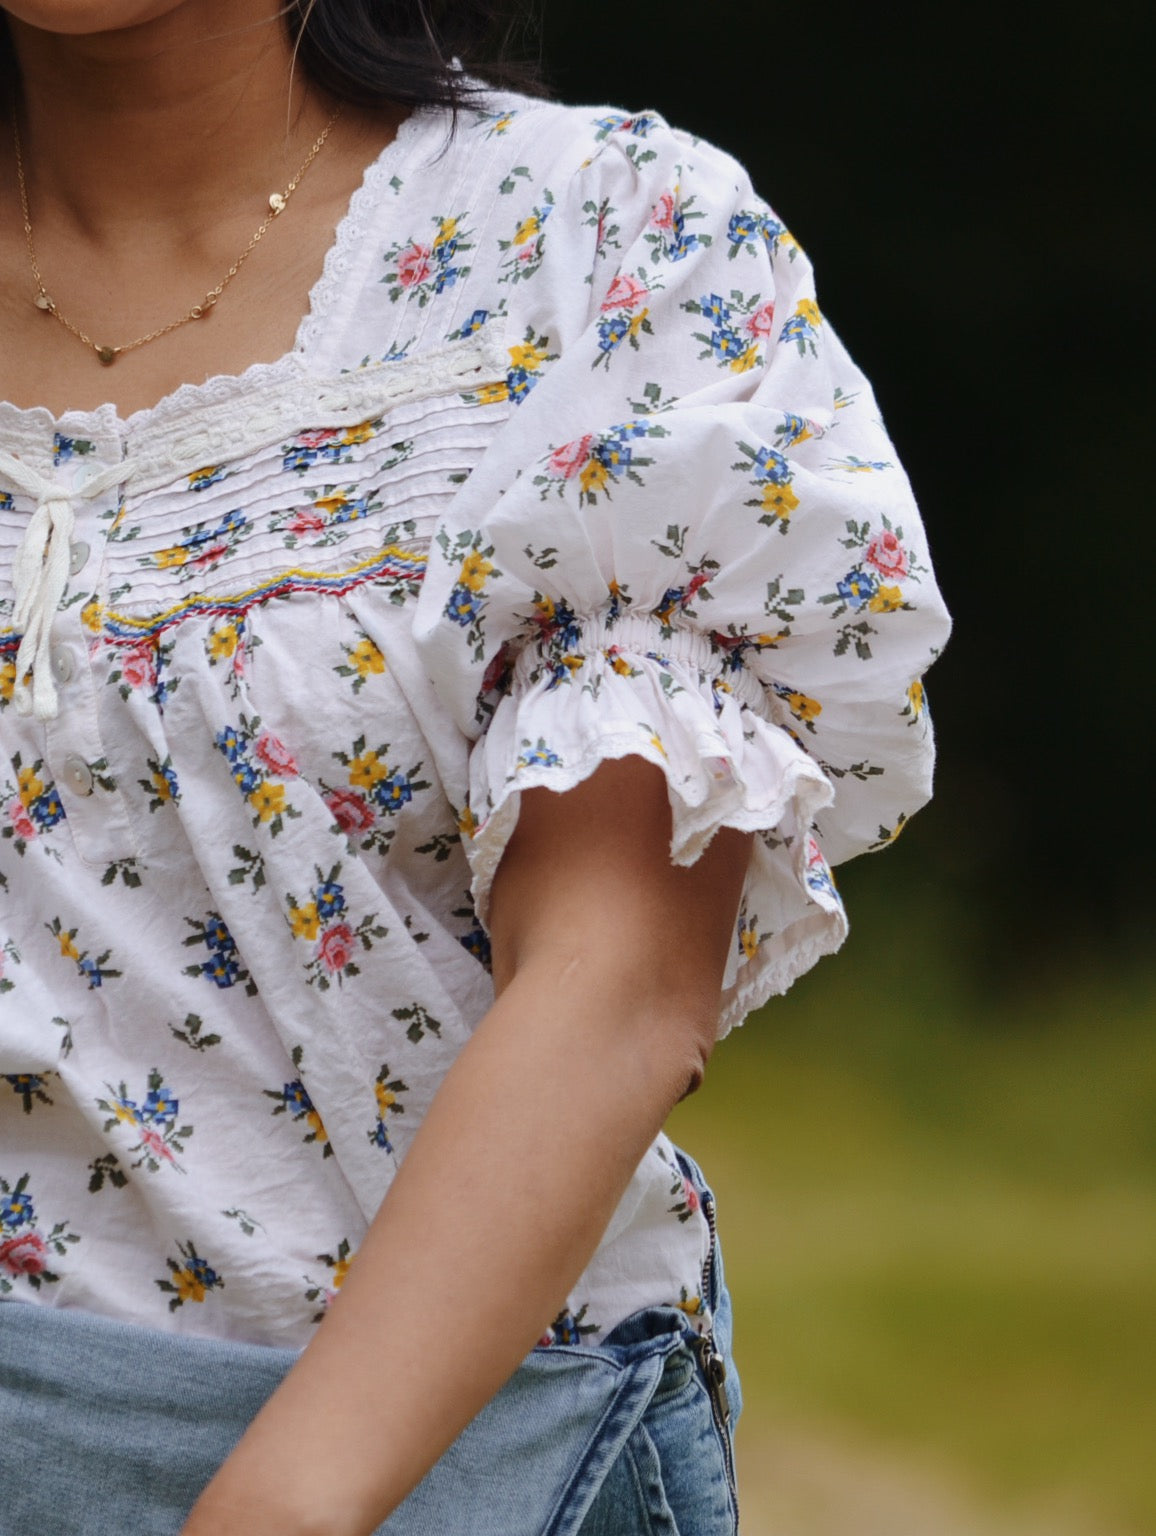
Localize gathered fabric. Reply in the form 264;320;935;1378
0;90;949;1354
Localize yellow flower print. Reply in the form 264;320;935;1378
761;482;800;520
57;930;79;961
314;492;349;517
784;691;822;723
188;465;222;490
305;1108;329;1148
330;1250;354;1290
434;216;459;248
111;1100;138;1127
558;654;583;675
208;623;238;660
729;345;761;374
81;597;103;634
579;458;610;498
795;298;822;328
513;214;540;246
341;420;375;446
460;551;494;593
155;545;188;569
627;308;650;341
173;1267;209;1305
508;341;548;373
289;902;320;941
0;659;15;702
907;678;925;718
609;653;634;677
375;1081;397;1116
739;925;760;962
474;381;510;406
349;750;387;790
17;766;44;807
248;782;287;822
649;733;667;759
491;113;514;135
676;1293;704;1317
151;768;174;803
868;584;904;613
350;637;386;679
457;804;478;839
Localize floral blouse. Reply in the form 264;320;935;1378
0;91;950;1348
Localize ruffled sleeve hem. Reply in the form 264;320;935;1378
462;613;847;1034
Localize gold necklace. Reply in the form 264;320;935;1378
12;106;342;366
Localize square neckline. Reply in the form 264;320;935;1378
0;104;435;446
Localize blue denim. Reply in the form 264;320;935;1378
0;1149;739;1535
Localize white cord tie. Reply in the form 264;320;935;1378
0;448;130;721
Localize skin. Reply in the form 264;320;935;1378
1;7;755;1532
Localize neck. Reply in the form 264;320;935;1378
7;3;329;242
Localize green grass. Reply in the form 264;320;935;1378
668;887;1156;1532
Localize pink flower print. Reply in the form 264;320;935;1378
600;274;649;313
121;645;157;691
8;800;36;841
685;571;711;601
651;192;675;231
318;922;356;973
547;435;595;480
745;300;776;338
518;244;537;264
288;509;326;536
254;731;299;778
865;529;909;580
193;543;229;568
324;788;375;835
0;1230;48;1277
682;1176;700;1215
138;1126;175;1165
297;429;340;450
396;243;432;289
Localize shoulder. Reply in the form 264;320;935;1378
436;89;762;218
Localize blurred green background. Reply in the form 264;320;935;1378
528;2;1154;1530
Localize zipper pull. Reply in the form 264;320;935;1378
694;1334;732;1425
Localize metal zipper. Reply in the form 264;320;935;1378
694;1188;739;1525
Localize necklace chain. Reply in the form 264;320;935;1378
12;107;342;366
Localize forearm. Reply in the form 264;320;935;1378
180;958;701;1536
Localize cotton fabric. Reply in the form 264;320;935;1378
0;1151;739;1535
0;91;950;1351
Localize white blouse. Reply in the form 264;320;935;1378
0;90;950;1347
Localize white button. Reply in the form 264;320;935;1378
69;541;90;575
51;646;74;685
61;755;94;797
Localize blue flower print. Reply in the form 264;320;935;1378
699;292;728;325
51;433;94;467
445;585;484;627
183;912;254;994
752;446;792;485
188;465;227;492
142;1084;179;1125
516;739;562;770
29;788;66;830
836;569;879;610
373;772;415;813
458;308;490;336
314;880;346;921
666;204;701;262
459;924;492;969
0;1188;34;1230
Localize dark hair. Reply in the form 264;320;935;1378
0;1;545;113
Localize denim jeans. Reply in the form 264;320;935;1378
0;1150;740;1535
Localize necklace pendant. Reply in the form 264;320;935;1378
95;345;117;366
34;292;53;311
268;192;286;215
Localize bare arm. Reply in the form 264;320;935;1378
181;757;752;1536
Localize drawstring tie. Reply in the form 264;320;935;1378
0;448;129;721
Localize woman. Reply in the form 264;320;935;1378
0;2;950;1532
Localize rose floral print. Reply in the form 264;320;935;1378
0;90;947;1349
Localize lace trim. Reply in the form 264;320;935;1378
0;329;509;499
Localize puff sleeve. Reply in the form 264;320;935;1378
414;110;951;1033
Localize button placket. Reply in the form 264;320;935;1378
29;460;141;868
